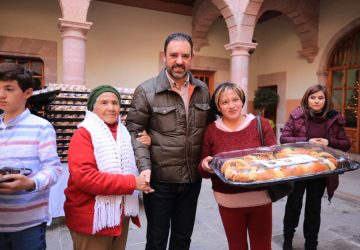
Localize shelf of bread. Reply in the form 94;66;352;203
120;94;133;100
116;87;134;125
120;100;132;105
43;84;135;162
44;84;90;163
57;141;69;147
120;107;130;113
55;126;76;134
47;105;87;112
53;121;80;126
47;113;85;119
209;142;360;188
52;99;87;105
46;83;89;93
57;135;72;141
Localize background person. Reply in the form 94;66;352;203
199;82;276;250
64;85;153;250
280;84;350;250
126;32;210;250
0;62;62;250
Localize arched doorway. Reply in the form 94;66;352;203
327;27;360;153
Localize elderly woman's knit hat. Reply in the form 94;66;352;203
87;85;121;111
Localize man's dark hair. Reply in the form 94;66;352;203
164;32;193;54
0;62;34;92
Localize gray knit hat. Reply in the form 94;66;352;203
87;85;121;111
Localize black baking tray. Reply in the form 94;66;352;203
0;167;32;183
209;142;360;188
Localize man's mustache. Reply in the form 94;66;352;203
173;64;185;69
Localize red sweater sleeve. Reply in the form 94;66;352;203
67;127;136;196
198;125;214;179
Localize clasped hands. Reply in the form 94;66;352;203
135;169;154;194
309;138;329;146
134;131;153;193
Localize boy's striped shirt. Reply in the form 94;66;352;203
0;109;62;232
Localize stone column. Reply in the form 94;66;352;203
225;42;257;113
58;18;92;85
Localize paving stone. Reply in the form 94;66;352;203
46;169;360;250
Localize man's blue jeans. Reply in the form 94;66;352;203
0;223;46;250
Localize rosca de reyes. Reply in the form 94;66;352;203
221;147;337;182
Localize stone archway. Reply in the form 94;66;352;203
192;1;220;52
257;0;320;63
192;0;263;51
193;0;320;63
192;0;263;112
317;17;360;84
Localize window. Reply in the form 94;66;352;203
0;56;45;90
328;28;360;128
191;70;215;95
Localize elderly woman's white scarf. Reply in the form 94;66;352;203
79;111;139;234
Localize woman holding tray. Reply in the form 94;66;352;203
199;82;278;250
281;84;350;250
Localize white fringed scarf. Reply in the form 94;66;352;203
79;111;139;234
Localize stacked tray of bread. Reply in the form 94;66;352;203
209;142;360;187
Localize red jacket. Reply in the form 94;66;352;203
64;125;140;236
280;107;350;201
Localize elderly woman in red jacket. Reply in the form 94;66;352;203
64;85;153;250
281;84;350;250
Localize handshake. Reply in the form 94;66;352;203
135;169;154;194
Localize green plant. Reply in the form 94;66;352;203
267;118;275;129
253;88;279;116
